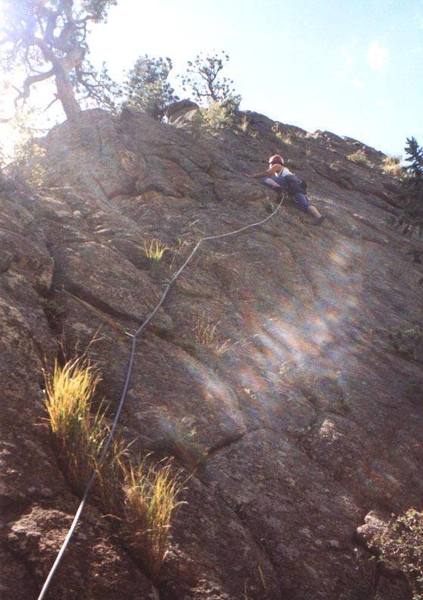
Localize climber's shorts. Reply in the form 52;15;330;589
292;192;310;212
261;178;310;212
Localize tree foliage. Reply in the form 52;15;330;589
4;106;52;184
124;55;178;121
179;51;241;107
402;137;423;219
0;0;118;120
405;137;423;181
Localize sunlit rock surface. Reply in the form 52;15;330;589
1;108;422;599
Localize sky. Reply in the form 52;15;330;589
87;0;423;156
0;0;422;158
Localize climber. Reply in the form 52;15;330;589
245;154;325;224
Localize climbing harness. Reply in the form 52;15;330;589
37;193;286;600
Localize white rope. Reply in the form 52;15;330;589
37;194;286;599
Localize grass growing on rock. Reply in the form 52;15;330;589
193;313;231;355
44;357;184;578
44;358;99;440
44;358;105;491
122;457;185;578
347;149;373;167
381;155;404;178
144;239;169;261
194;313;219;347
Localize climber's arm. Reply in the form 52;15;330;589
245;165;279;179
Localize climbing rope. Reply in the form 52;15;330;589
37;194;286;600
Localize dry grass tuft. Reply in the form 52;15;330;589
381;155;404;178
144;239;169;261
44;358;106;490
93;435;130;513
194;314;231;354
44;358;185;579
44;358;99;438
272;124;293;145
194;314;219;347
122;457;185;578
347;149;373;167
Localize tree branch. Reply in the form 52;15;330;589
44;9;60;46
15;67;55;107
44;96;60;112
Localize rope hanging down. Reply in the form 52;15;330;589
37;194;286;600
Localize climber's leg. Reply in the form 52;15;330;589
294;192;325;224
308;205;322;219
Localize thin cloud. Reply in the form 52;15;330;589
368;41;390;71
352;78;364;89
342;51;354;68
340;41;359;69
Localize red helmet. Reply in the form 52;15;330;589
268;154;284;166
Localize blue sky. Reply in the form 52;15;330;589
90;0;423;156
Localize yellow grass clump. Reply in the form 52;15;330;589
44;357;185;579
44;358;99;439
122;457;185;578
144;239;169;261
44;358;106;488
381;155;404;178
347;149;373;167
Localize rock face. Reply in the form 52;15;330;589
1;108;422;600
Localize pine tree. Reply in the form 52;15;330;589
124;55;178;121
403;137;423;218
404;137;423;180
179;51;241;108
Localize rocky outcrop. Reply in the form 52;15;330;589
166;99;200;127
1;107;422;599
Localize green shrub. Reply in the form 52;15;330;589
14;140;48;188
369;509;423;599
191;98;240;133
203;100;236;130
389;325;423;362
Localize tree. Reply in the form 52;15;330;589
124;55;178;121
179;51;241;107
404;137;423;181
403;137;423;217
0;0;118;121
